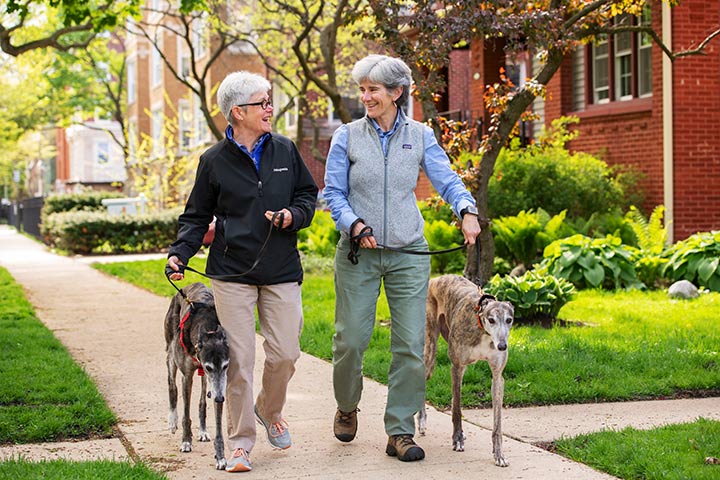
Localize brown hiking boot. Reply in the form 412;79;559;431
386;434;425;462
334;408;359;442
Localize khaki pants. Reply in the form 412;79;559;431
211;279;303;453
332;238;430;436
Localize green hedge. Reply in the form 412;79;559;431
42;192;123;216
42;209;181;254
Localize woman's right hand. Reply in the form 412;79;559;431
166;255;185;281
352;221;377;249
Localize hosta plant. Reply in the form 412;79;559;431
662;231;720;292
485;270;576;323
541;234;644;290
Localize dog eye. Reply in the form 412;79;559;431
205;366;214;372
488;318;496;324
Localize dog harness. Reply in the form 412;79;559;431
179;302;211;377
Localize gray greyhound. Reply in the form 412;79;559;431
417;274;514;467
165;282;229;470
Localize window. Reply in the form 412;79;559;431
96;141;110;165
127;59;136;104
151;43;163;88
178;102;192;151
177;37;190;79
329;96;365;123
588;7;652;105
192;17;207;59
193;99;209;146
152;108;164;156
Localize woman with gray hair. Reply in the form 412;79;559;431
167;70;318;472
324;54;481;462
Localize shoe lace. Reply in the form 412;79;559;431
270;419;289;437
396;434;416;448
232;448;249;460
337;408;359;425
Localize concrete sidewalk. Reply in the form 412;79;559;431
0;225;717;479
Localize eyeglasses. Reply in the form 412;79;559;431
236;99;273;110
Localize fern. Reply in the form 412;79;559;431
624;205;668;254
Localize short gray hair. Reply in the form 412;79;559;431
217;71;272;123
351;55;413;107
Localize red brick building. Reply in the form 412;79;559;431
456;1;719;241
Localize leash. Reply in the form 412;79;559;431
165;211;285;294
165;211;284;376
347;225;467;265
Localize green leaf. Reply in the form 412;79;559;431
584;263;605;287
698;258;719;283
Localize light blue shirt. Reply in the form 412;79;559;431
225;125;269;172
323;112;476;233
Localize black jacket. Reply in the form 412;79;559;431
169;133;318;285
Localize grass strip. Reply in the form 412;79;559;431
555;417;720;480
0;267;116;443
0;458;167;479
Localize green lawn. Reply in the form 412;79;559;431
0;458;167;480
93;257;720;408
555;418;720;480
0;267;116;444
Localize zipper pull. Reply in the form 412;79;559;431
258;180;263;196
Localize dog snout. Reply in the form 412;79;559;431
497;341;507;351
214;394;225;403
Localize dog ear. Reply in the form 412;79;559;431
478;293;496;310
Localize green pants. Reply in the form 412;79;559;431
332;238;430;436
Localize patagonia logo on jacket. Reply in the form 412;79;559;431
273;167;289;172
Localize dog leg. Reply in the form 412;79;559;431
180;373;193;452
167;354;178;434
198;375;210;442
417;406;427;436
451;363;467;452
214;399;226;469
490;362;508;467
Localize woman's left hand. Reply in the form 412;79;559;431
461;214;482;245
265;209;293;229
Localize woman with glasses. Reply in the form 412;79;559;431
324;54;481;462
167;71;318;473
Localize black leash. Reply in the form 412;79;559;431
165;211;285;295
348;225;467;265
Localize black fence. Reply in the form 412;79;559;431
2;197;45;240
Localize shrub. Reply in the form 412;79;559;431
485;270;576;323
662;231;720;292
566;209;636;245
297;209;340;258
541;234;644;290
488;117;640;219
424;219;465;274
42;209;180;254
492;209;575;267
42;191;122;216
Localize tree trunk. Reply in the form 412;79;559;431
464;48;565;282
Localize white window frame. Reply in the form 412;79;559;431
151;41;163;88
178;100;192;152
592;36;610;104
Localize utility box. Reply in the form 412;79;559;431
102;194;147;216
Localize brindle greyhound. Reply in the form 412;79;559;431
417;274;514;467
165;282;229;470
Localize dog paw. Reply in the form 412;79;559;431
495;455;509;467
198;430;211;442
180;441;192;453
216;458;227;470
